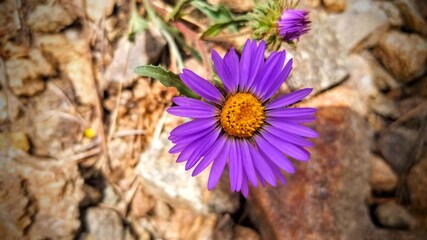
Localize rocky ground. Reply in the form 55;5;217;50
0;0;426;239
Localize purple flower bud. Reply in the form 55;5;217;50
277;9;311;41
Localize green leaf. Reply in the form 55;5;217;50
191;1;234;25
201;18;248;38
167;0;193;21
134;65;200;99
128;2;148;41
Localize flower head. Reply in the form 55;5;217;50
251;0;310;48
277;9;310;41
167;40;317;197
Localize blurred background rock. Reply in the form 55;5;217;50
0;0;426;239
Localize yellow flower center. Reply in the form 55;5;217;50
220;93;265;138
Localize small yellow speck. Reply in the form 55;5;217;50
84;127;96;139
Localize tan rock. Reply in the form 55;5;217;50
334;5;389;52
0;131;30;152
287;11;348;94
85;0;115;22
373;31;427;83
377;1;403;27
137;129;240;214
27;4;76;33
35;34;97;105
375;202;417;229
208;0;254;12
322;0;347;12
233;226;261;240
85;207;125;240
5;48;55;96
0;150;84;239
369;155;398;192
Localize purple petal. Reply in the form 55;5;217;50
169;143;186;154
255;135;295;173
207;140;229;191
261;59;293;100
170;118;217;138
167;106;217;118
170;123;216;145
282;115;316;123
266;107;317;118
173;97;217;109
245;41;266;90
266;88;313;110
239;39;252;89
264;156;287;185
185;127;221;170
253;51;286;96
235;140;244;192
212;50;234;93
241;171;249;198
179;69;224;104
249;144;276;186
241;140;258;187
261;129;310;161
268;118;319;138
192;135;227;176
228;139;239;191
223;48;240;93
176;133;210;163
263;125;314;147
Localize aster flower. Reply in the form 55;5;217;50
277;9;310;41
251;0;310;49
167;39;317;197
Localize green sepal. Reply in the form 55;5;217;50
134;65;200;99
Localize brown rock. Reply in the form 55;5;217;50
407;148;427;212
0;0;21;42
373;31;427;83
360;51;400;92
0;150;84;239
249;107;374;240
375;202;417;229
5;48;55;96
0;91;7;123
85;207;125;240
396;0;427;37
27;4;76;33
322;0;347;12
378;103;427;174
233;226;261;240
369;155;398;192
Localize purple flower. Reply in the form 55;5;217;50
277;9;310;41
167;39;317;197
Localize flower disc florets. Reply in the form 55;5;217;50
220;93;265;138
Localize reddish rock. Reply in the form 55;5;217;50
369;155;398;192
249;107;374;240
407;148;427;212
